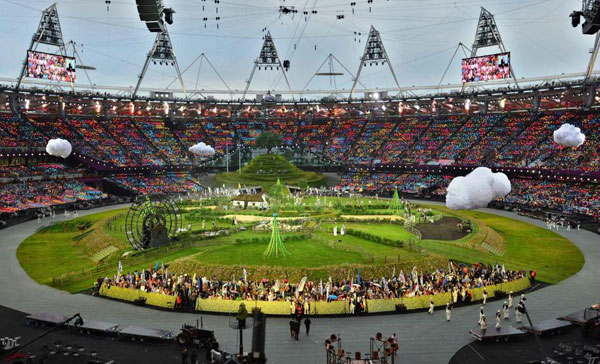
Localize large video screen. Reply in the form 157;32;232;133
26;50;76;83
461;52;510;83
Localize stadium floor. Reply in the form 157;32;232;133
0;203;597;364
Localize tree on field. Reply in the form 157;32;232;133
269;178;289;204
298;179;308;190
255;131;283;153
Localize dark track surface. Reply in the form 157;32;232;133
0;305;208;364
450;324;598;364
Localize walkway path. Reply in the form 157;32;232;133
0;204;597;363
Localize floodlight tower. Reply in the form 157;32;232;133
243;31;293;100
349;26;401;99
133;30;186;98
570;0;600;81
133;0;185;98
465;7;519;89
15;3;67;90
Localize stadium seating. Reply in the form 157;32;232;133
1;110;598;220
109;173;203;194
133;119;189;164
0;179;103;213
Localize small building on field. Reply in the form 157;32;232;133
231;192;269;209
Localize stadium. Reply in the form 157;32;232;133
0;0;599;363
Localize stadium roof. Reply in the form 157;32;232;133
0;0;597;98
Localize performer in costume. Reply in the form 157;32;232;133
478;306;484;325
515;301;524;323
502;301;510;320
480;314;488;330
495;310;501;329
428;298;434;315
445;303;452;322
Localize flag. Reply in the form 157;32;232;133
155;261;159;272
357;268;361;284
118;260;123;273
501;264;506;275
319;279;323;295
243;268;248;282
399;270;406;284
297;277;307;292
161;261;164;272
392;267;396;279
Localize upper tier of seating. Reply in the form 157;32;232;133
1;111;598;173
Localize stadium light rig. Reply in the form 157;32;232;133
571;0;600;34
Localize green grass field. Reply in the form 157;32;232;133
15;195;584;292
194;239;369;267
419;206;584;284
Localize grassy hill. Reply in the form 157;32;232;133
215;154;326;188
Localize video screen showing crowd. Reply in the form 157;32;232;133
26;50;76;83
461;52;510;83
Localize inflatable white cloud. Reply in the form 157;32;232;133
189;142;216;157
446;167;511;210
553;123;585;147
45;138;72;158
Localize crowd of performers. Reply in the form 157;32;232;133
99;262;528;312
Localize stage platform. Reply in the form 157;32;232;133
25;312;68;327
560;307;600;326
469;326;526;342
119;326;173;342
522;319;572;336
68;319;120;335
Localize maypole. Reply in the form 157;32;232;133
263;213;290;258
389;189;402;213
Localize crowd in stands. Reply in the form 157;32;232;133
2;111;597;172
350;120;396;165
0;179;103;213
341;171;600;219
2;110;598;219
67;117;136;166
456;114;525;166
267;119;298;146
102;118;165;165
502;179;600;219
134;119;188;164
296;119;335;154
0;163;78;179
438;115;501;161
109;173;203;194
0;114;46;148
380;117;431;164
101;263;526;308
408;117;462;164
236;120;266;146
326;119;365;162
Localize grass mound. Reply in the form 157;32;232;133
215;154;326;187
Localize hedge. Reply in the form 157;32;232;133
99;283;176;309
102;278;530;315
345;228;404;247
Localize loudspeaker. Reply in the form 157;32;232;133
136;0;160;22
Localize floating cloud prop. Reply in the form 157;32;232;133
553;123;585;147
446;167;511;210
45;138;72;158
189;142;216;157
